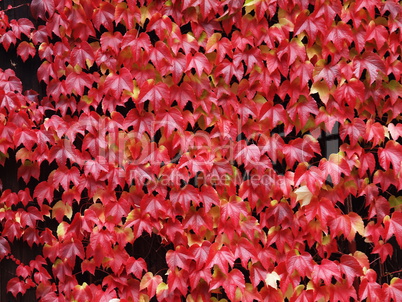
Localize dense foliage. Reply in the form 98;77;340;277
0;0;402;301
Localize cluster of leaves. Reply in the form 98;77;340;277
0;0;402;301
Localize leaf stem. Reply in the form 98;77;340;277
383;268;402;277
2;3;29;12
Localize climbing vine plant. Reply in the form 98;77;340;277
0;0;402;301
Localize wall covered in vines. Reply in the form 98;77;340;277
0;0;402;301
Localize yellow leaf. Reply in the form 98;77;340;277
348;212;365;237
295;185;313;207
57;221;69;240
206;33;222;52
265;271;280;289
311;82;330;105
156;282;168;296
52;200;73;220
244;0;261;6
